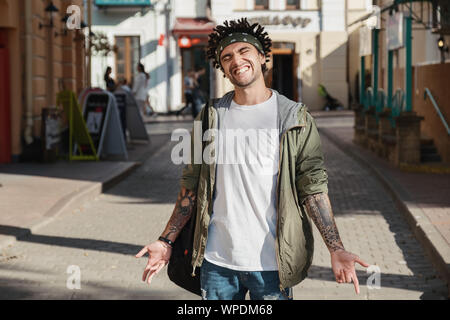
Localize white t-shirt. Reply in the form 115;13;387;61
204;91;280;271
132;72;148;101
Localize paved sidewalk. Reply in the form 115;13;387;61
0;113;448;299
0;114;447;299
0;130;169;250
311;111;450;297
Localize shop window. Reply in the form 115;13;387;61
255;0;269;10
286;0;300;10
115;36;141;86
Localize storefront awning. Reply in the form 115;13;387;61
172;18;215;37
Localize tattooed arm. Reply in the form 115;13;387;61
135;187;196;285
304;193;369;294
304;193;344;253
160;187;197;242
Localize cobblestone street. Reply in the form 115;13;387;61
0;117;447;299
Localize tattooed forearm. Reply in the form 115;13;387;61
304;193;345;252
161;187;196;242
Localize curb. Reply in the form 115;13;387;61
319;127;450;298
0;161;141;251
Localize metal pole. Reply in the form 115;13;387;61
387;49;393;108
87;0;92;88
405;11;412;112
372;28;379;108
360;56;365;105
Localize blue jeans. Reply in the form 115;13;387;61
200;259;293;300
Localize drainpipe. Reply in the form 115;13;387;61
24;0;33;144
165;0;172;112
87;0;92;88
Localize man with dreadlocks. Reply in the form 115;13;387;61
136;18;368;300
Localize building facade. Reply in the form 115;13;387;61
91;0;176;112
349;0;450;163
210;0;370;110
0;0;87;163
90;0;371;113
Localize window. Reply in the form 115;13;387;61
286;0;300;10
254;0;268;10
115;36;141;86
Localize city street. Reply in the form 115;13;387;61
0;115;447;300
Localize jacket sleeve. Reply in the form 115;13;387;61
295;112;329;205
179;106;205;192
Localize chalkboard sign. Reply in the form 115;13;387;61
56;90;98;161
113;92;127;140
84;93;109;151
114;88;149;142
82;91;128;160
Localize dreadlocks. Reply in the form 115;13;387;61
206;18;272;73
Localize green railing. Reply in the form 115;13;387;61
390;89;405;127
424;88;450;135
363;87;407;127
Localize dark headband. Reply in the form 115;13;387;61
215;32;264;64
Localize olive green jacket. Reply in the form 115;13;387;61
179;90;328;290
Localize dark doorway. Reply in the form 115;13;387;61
181;45;210;102
271;54;294;101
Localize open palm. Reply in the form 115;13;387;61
135;241;172;285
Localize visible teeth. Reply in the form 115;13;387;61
236;66;249;75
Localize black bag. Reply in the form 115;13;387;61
167;102;210;296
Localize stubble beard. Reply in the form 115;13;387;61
228;64;262;88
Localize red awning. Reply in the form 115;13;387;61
172;18;215;37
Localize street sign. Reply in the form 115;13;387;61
83;91;128;160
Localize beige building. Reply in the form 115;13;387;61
348;0;450;162
209;0;370;110
0;0;87;163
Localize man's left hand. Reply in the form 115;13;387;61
330;249;369;294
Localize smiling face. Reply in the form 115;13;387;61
219;42;266;88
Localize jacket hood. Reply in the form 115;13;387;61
211;89;307;135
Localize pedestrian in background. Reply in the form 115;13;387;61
177;69;195;116
104;66;116;92
192;67;206;118
118;77;131;93
133;63;150;117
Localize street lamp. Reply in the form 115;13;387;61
437;36;449;64
55;14;70;37
39;1;60;29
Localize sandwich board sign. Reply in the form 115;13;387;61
113;92;128;141
56;90;98;161
83;91;128;160
114;88;149;142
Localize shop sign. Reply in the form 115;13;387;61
178;36;202;48
248;16;311;28
387;12;404;51
359;26;372;57
95;0;151;6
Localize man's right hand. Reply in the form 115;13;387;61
135;241;172;285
